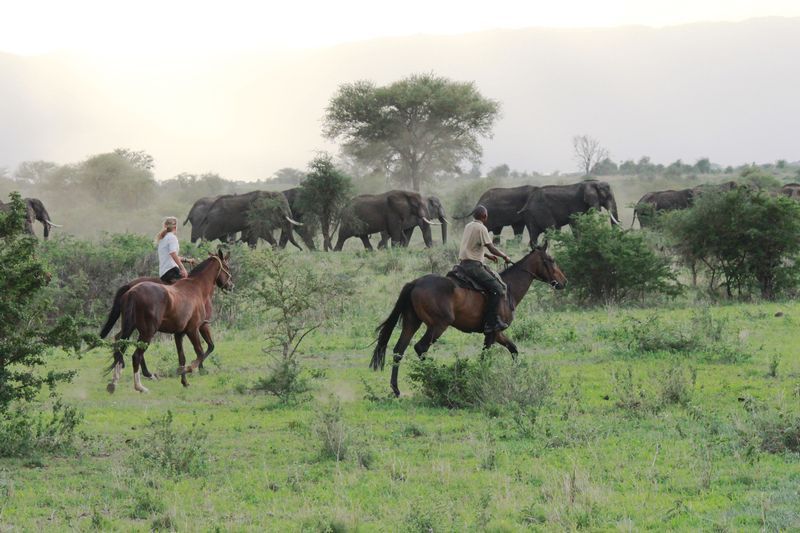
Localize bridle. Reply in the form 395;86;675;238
512;251;560;287
209;254;232;284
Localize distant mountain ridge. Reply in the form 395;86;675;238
0;17;798;179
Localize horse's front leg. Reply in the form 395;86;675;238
493;332;519;361
185;329;206;372
175;333;189;387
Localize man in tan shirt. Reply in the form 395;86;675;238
458;205;513;333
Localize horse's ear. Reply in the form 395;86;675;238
217;248;224;259
542;239;549;252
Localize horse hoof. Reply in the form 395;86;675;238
136;387;149;394
106;383;116;394
146;373;159;381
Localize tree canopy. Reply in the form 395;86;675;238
323;73;500;191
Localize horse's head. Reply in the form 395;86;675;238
522;240;567;290
211;249;234;291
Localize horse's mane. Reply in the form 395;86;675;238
188;257;217;277
500;250;537;277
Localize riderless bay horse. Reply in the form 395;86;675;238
371;243;567;396
104;251;233;393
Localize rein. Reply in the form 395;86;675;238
208;255;232;281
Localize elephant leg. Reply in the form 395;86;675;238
377;231;389;249
278;231;289;249
360;235;374;251
512;223;525;241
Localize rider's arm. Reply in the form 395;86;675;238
484;242;510;263
170;251;188;277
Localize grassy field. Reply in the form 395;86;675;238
2;240;800;532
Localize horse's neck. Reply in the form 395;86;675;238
501;263;536;305
194;261;220;297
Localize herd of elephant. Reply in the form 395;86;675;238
9;180;800;247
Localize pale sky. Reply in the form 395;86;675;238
1;0;799;56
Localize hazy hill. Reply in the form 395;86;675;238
1;17;798;179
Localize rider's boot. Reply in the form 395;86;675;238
483;290;509;334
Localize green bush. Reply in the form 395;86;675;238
316;398;349;461
408;350;553;411
0;399;83;458
736;401;800;455
602;308;750;363
549;210;681;304
128;411;209;477
0;192;91;409
664;188;800;299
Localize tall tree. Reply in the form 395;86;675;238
324;73;500;192
297;154;353;251
573;135;609;177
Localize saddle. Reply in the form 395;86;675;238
446;264;515;311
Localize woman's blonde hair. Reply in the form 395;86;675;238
155;216;178;244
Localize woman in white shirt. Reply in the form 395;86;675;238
156;217;193;283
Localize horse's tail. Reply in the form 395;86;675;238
371;281;415;371
106;293;138;373
99;283;134;338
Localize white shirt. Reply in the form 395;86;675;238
158;232;180;277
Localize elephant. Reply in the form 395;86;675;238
0;197;60;239
197;190;303;248
184;195;232;243
780;183;800;200
278;188;317;250
333;190;436;251
458;185;538;242
633;181;739;228
377;195;448;248
518;180;620;245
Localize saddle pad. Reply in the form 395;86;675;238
446;264;486;292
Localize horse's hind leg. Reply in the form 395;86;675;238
389;313;422;397
107;332;126;394
132;333;154;393
140;355;158;380
175;333;189;387
413;324;449;359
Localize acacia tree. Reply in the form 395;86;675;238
573;135;609;177
297;154;353;251
323;73;500;191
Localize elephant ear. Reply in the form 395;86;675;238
583;182;600;208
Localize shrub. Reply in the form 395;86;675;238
0;399;83;458
664;188;800;299
657;363;696;406
251;354;310;403
736;401;800;455
247;250;354;397
408;350;553;411
128;411;209;477
549;210;681;304
0;192;92;409
603;308;750;363
316;398;349;461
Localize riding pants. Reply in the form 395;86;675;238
459;259;507;331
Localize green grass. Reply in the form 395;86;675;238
2;244;800;531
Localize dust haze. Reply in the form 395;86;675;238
1;17;798;181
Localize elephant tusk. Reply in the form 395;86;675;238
442;218;451;224
46;221;63;228
609;212;621;225
285;216;303;226
422;217;441;225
